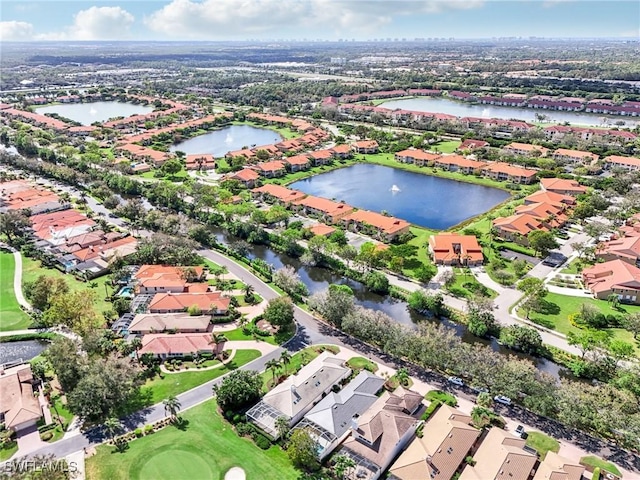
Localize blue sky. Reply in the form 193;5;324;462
1;1;638;41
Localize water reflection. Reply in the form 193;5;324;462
0;340;49;364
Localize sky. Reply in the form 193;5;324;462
0;0;638;42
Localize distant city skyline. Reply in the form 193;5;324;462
1;0;638;42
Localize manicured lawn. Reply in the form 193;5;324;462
0;441;18;462
21;255;113;315
432;140;462;153
525;292;640;355
580;456;622;477
0;252;31;331
525;431;559;460
346;356;379;373
260;345;339;391
50;394;74;428
447;268;497;299
223;326;277;346
142;349;262;405
425;390;457;406
85;400;298;480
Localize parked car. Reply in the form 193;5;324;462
471;385;489;394
447;376;464;387
514;425;525;437
494;395;512;405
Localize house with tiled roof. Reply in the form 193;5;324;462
292;196;355;224
0;364;42;432
394;149;441;166
492;214;546;244
514;202;568;230
246;352;351;439
338;387;423;480
596;236;640;266
294;371;385;459
540;178;587;197
459;428;537;480
503;143;549;157
282;155;311;172
138;333;221;359
582;260;640;303
481;162;537;184
532;451;585;480
603;155;640;172
230;169;260;188
307;149;333;166
458;139;489;151
388;405;480;480
185;154;215;171
308;223;336;237
128;313;212;335
428;233;484;266
330;144;353;159
524;190;576;208
251;184;307;205
434;155;487;174
352;140;379;154
341;210;411;242
255;161;286;178
148;292;230;315
552;148;598;164
134;265;206;294
226;149;257;162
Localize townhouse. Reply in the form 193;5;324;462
552;148;599;165
523;190;576;208
307;149;333;166
352;140;379;154
428;233;484;266
596;236;640;267
394;149;441;166
341;210;411;242
492;213;547;244
481;162;537;184
282;155;311;172
514;202;568;230
582;260;640;304
433;155;487;174
255;160;287;178
251;184;307;205
116;143;171;167
603;155;640;172
185;154;215;171
229;169;260;188
540;178;587;197
329;144;353;160
291;196;355;224
503;142;549;157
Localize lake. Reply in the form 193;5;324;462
170;125;283;157
380;97;638;128
290;164;510;230
35;101;154;126
0;339;49;365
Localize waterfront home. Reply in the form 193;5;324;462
291;196;355;224
1;108;69;131
128;313;212;335
582;260;640;304
388;405;480;480
524;190;576;208
532;451;585;480
147;291;230;315
337;387;423;480
341;210;411;242
459;428;537;480
603;155;640;172
352;140;379;154
0;364;43;434
596;236;640;266
246;352;351;439
503;142;549;157
293;371;385;459
251;184;307;205
433;154;486;174
394;148;440;165
255;161;286;178
330;144;353;159
137;332;222;359
282;155;311;172
428;233;484;266
307;149;333;166
229;169;260;188
492;213;547;244
540;178;587;197
481;162;537;184
185;154;215;171
226;149;257;162
552;148;599;165
276;139;303;153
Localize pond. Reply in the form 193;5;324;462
35;101;154;126
289;164;510;230
0;339;49;365
379;97;638;128
170;125;283;157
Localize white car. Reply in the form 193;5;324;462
494;395;512;405
447;376;464;387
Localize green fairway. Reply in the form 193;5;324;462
525;292;640;355
0;252;31;331
85;400;299;480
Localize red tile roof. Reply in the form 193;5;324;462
428;233;483;264
343;210;411;235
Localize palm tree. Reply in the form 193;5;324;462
265;359;281;385
163;395;181;421
280;350;292;375
395;368;410;387
104;417;120;442
130;337;142;361
209;333;228;361
244;284;255;303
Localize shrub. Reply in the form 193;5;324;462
235;422;255;437
421;400;441;421
134;428;143;438
144;425;154;435
40;431;53;441
448;286;468;298
37;423;57;433
592;467;601;480
252;431;272;450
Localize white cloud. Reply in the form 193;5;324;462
145;0;485;38
0;21;35;41
39;6;135;40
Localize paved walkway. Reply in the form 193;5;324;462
65;450;85;480
9;248;31;310
15;424;46;456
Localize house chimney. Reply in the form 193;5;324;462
350;416;359;432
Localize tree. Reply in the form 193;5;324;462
280;350;292;375
363;270;389;294
243;284;255;304
44;337;87;393
275;416;291;441
476;392;493;409
266;359;281;384
623;312;640;339
517;277;548;320
395;367;410;387
499;325;543;355
608;340;634;368
0;210;31;245
286;428;320;472
308;287;355;327
512;259;529;278
161;158;183;177
328;229;348;246
43;290;102;335
104;417;121;441
213;370;262;412
24;275;69;312
527;230;558;257
415;264;437;284
272;266;308;298
263;296;295;329
468;310;499;339
163;395;181;421
333;455;356;480
567;330;608;360
209;333;228;360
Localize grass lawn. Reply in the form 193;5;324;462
447;268;497;299
260;345;339;391
0;252;31;331
0;442;18;462
346;356;379;373
50;394;74;428
223;325;277;346
21;255;113;315
524;292;640;355
525;431;559;460
425;390;457;406
433;140;462;153
142;350;262;405
580;456;622;477
85;399;298;480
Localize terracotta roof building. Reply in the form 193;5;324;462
540;178;587;197
582;259;640;304
308;223;336;237
292;196;355;223
255;161;286;178
524;190;576;208
428;233;484;266
481;162;537;184
134;265;206;294
128;313;212;335
0;364;42;432
185;154;215;170
342;210;411;242
503;143;549;157
230;169;260;187
394;149;441;166
388;405;480;480
458;139;489;151
148;292;230;315
492;214;546;243
552;148;599;164
138;333;221;358
251;184;307;205
603;155;640;171
352;140;379;154
532;451;585;480
596;236;640;266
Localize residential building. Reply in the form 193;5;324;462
138;333;221;359
596;236;640;266
458;139;489;151
582;260;640;304
532;451;585;480
330;144;353;159
185;154;215;170
251;184;307;205
294;371;385;459
341;210;411;242
459;428;537;480
434;155;486;174
147;292;230;315
230;169;260;188
503;143;549;157
292;196;355;223
428;233;484;266
523;190;576;208
514;202;568;230
339;387;423;480
134;265;206;294
394;149;441;165
481;163;537;184
282;155;311;172
540;178;587;197
388;405;480;480
352;140;379;154
127;313;212;335
226;149;257;162
246;352;351;439
492;214;546;244
0;364;42;432
255;161;286;178
603;155;640;172
308;223;336;237
307;149;333;166
552;148;598;164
